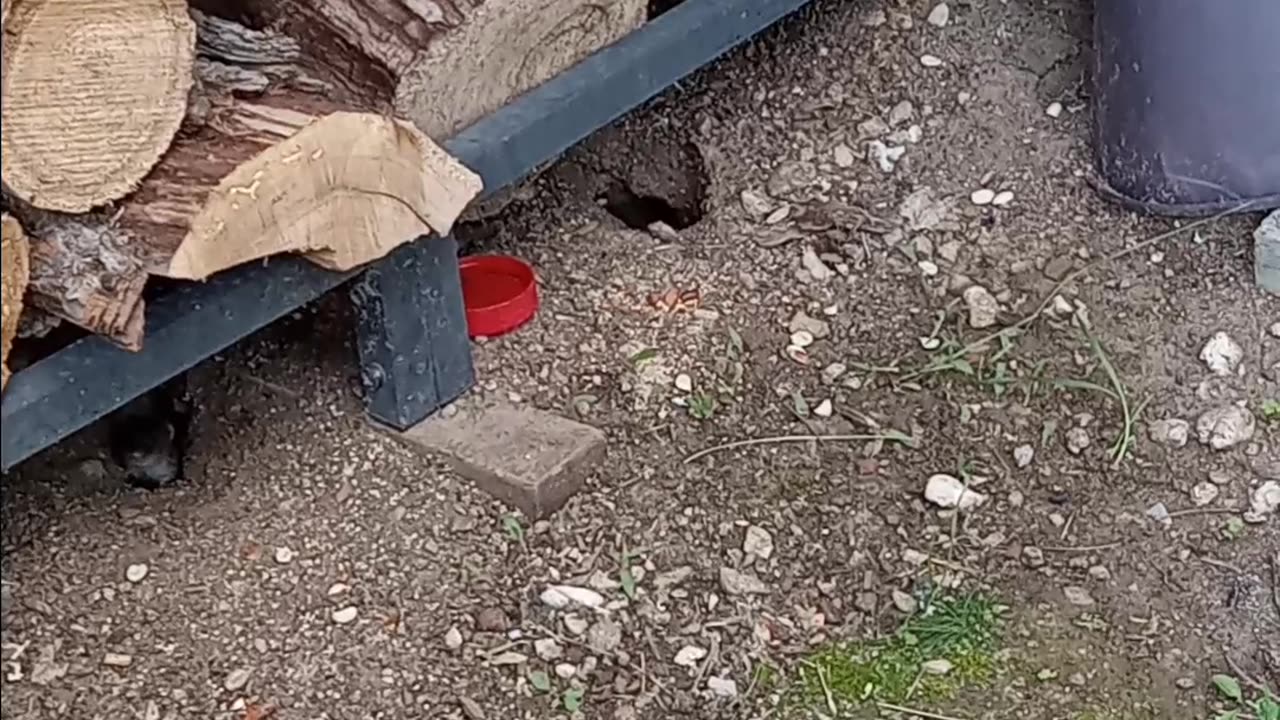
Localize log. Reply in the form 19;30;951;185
13;0;644;349
2;214;31;389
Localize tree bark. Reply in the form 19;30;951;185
8;0;643;350
2;214;31;389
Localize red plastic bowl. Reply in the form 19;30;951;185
458;255;539;338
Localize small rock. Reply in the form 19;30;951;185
764;206;791;225
1251;481;1280;516
813;399;834;418
992;190;1015;207
540;585;605;610
1088;565;1112;581
273;547;294;564
223;667;252;692
476;607;509;632
563;615;589;636
534;638;563;661
1065;427;1091;455
444;626;464;650
743;525;774;560
855;592;878;614
821;363;847;384
588;618;622;653
970;188;996;206
332;606;358;624
888;100;915;127
891;589;918;614
675;373;693;393
859;116;890;137
459;697;485;720
1045;102;1064;118
1043;255;1074;281
489;652;528;666
789;310;831;339
102;653;133;668
1176;676;1196;690
653;566;693;589
1270;321;1280;338
1196;405;1256;450
919;54;944;67
1200;332;1244;376
740;189;773;218
1063;586;1095;607
125;564;149;584
919;260;939;277
1209;468;1233;485
926;2;950;27
1190;482;1220;506
1069;673;1087;687
648;221;681;243
832;144;856;168
802;246;834;282
1148;419;1190;448
902;549;929;566
555;663;577;679
719;567;770;596
790;330;815;349
1146;502;1171;524
674;645;708;668
962;285;1000;329
922;659;954;675
707;676;739;698
867;141;906;173
1008;490;1025;507
1013;444;1035;468
1022;546;1045;568
924;473;988;511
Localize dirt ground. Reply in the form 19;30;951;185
3;0;1278;719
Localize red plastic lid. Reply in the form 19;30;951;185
458;255;539;338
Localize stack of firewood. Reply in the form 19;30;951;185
0;0;645;386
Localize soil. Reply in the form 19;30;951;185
2;1;1278;719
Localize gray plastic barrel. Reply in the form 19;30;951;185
1092;0;1280;217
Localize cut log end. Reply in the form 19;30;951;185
2;214;32;389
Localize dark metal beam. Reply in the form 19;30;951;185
1;0;813;471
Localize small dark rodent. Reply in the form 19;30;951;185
106;380;192;490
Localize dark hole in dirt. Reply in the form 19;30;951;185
598;181;703;231
647;0;686;20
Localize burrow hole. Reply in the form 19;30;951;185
597;141;709;231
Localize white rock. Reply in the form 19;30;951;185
273;547;294;564
707;676;740;697
1063;586;1095;607
867;141;906;173
764;206;791;225
902;549;929;566
790;330;815;349
1190;482;1219;507
743;525;774;560
920;336;941;350
1148;419;1190;448
674;373;693;393
1066;427;1090;455
719;567;770;595
1013;444;1035;468
926;2;950;27
125;564;149;584
821;363;847;384
992;190;1015;207
1200;332;1244;376
587;618;622;653
1146;502;1171;524
563;614;589;636
332;606;358;624
919;260;940;277
789;310;831;338
963;285;1000;329
802;246;834;281
924;473;988;511
833;144;856;168
1270;321;1280;338
1045;102;1064;118
674;645;708;668
1196;406;1256;450
922;659;954;675
540;585;605;610
919;54;944;67
891;589;918;613
534;638;563;661
813;399;834;418
888;100;915;127
223;667;252;692
740;189;773;218
444;626;464;650
1251;481;1280;516
969;188;996;206
327;582;350;596
102;653;133;668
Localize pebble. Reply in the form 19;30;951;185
1065;427;1091;455
919;54;944;67
489;651;528;666
1251;481;1280;516
1045;102;1064;118
1200;331;1244;376
675;373;693;393
867;141;906;173
924;474;988;511
1270;321;1280;338
1088;565;1112;581
1148;419;1190;448
919;260;939;277
563;614;589;636
125;564;149;584
821;363;847;384
789;330;815;349
902;549;929;566
102;653;133;668
992;190;1015;206
813;399;834;418
1190;482;1220;507
743;525;774;560
588;618;622;653
674;645;707;668
1013;444;1035;468
648;221;681;243
555;663;577;679
475;607;509;632
540;585;605;610
1063;586;1096;607
1146;502;1171;524
891;589;918;614
764;206;791;225
273;547;294;564
970;188;996;206
833;144;856;168
223;667;252;692
789;310;831;339
802;246;834;281
740;189;773;218
888;100;915;127
719;567;770;596
1196;405;1256;450
707;676;740;698
444;626;464;650
534;638;563;661
922;659;954;675
963;285;1000;328
926;2;950;27
332;606;358;624
1022;546;1045;568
